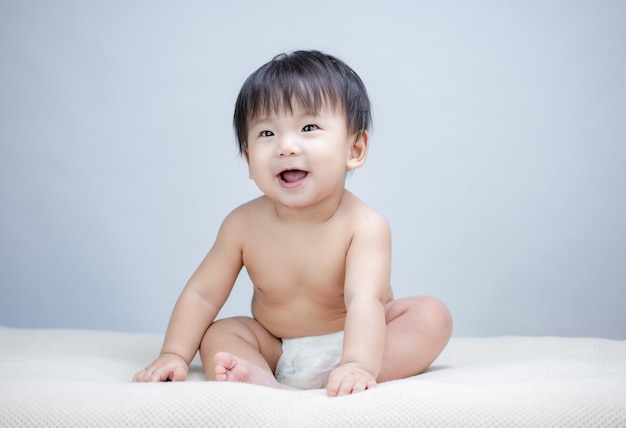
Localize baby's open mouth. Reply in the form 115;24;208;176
279;169;308;184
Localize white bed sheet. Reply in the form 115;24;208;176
1;326;625;426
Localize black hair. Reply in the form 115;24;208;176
233;50;372;155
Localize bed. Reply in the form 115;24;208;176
1;326;624;426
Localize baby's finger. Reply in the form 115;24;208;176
171;365;188;382
133;369;153;382
150;367;173;382
366;379;377;390
325;375;343;396
336;377;357;396
351;378;368;394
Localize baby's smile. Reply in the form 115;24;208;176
278;169;308;187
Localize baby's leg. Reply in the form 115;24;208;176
213;352;280;388
199;316;283;387
378;296;452;382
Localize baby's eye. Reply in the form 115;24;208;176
302;124;318;132
259;130;274;137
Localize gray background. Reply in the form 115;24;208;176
1;1;624;338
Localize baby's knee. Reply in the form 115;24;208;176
421;296;453;338
202;316;256;341
403;296;453;336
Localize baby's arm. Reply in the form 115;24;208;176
326;211;391;396
133;212;244;382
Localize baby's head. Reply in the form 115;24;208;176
233;50;372;156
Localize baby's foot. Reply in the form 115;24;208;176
213;352;280;389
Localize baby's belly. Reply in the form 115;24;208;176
251;298;346;339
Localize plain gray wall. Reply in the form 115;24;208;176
1;0;624;338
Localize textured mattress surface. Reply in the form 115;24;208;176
1;327;625;427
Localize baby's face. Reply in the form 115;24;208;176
245;101;362;210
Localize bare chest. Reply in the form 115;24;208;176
242;225;349;297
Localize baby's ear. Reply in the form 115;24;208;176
243;148;255;180
243;147;250;163
346;131;369;170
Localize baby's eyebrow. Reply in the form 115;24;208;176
249;108;329;130
248;117;273;128
295;111;328;121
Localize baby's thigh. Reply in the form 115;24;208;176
385;296;451;327
201;316;282;368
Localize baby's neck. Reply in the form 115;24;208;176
272;190;350;225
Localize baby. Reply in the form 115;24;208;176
133;50;452;396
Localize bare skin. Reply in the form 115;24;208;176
213;352;280;388
208;295;451;395
133;103;453;396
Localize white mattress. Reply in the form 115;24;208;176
1;326;625;426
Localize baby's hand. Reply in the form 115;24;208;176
133;353;189;382
325;362;377;396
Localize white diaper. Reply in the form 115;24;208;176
275;331;344;390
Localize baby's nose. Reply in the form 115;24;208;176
276;136;301;156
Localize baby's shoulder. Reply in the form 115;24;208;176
221;196;271;227
342;192;390;232
213;198;270;245
231;195;267;214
